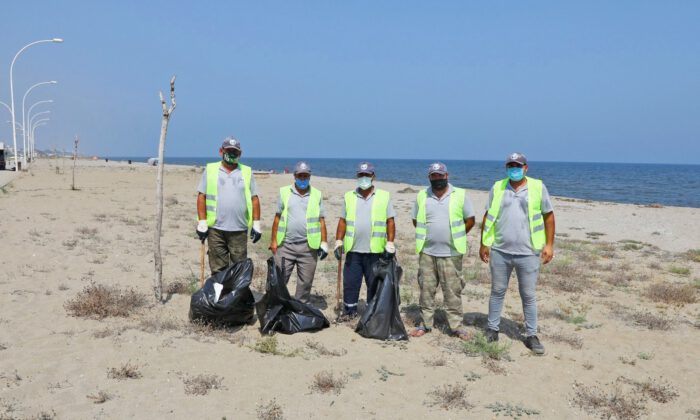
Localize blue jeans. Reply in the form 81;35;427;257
343;252;381;314
487;249;541;336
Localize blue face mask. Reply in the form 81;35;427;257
507;167;525;181
295;178;310;189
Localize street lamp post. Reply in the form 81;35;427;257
31;120;49;156
9;38;63;170
25;100;53;159
21;80;56;163
28;111;50;159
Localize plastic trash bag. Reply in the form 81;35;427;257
189;259;255;326
355;255;408;341
256;257;330;334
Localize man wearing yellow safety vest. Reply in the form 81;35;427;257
196;137;263;274
410;162;476;339
334;162;396;320
479;153;555;355
269;161;329;303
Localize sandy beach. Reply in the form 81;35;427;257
1;158;698;419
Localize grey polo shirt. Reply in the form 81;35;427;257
485;181;553;256
197;165;258;232
276;186;326;243
411;185;476;257
340;188;397;253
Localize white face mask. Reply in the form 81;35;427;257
357;176;373;190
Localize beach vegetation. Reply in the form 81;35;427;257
76;226;98;239
685;249;700;263
64;283;147;319
464;371;481;381
252;336;300;357
304;339;346;357
165;275;198;295
607;303;671;330
669;266;691;276
182;374;224;395
309;370;347;394
545;330;583;349
481;357;508;375
571;381;646;420
645;282;696;305
424;356;448;367
426;383;473;410
619;377;679;404
257;399;284;420
463;332;510;360
93;213;108;222
486;402;540;417
62;239;78;249
107;362;141;380
541;305;588;324
86;390;111;404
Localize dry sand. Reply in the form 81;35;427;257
0;158;698;419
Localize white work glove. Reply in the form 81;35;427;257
385;241;396;254
250;220;262;243
334;239;344;260
318;241;329;260
196;220;208;242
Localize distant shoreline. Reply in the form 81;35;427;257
98;156;700;209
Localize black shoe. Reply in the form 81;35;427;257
336;312;358;323
525;335;545;355
485;328;499;343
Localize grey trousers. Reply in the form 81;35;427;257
487;249;541;336
274;241;319;303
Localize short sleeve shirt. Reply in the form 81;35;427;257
341;188;397;253
276;186;326;243
485;181;553;256
411;185;476;257
197;164;258;232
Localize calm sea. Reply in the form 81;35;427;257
107;157;700;208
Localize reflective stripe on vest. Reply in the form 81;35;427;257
276;185;322;249
415;187;468;255
344;189;390;253
481;177;546;251
204;162;253;228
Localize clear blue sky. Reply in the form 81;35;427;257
1;1;699;163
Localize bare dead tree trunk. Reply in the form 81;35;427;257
153;76;177;302
71;136;79;190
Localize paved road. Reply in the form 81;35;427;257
0;170;17;188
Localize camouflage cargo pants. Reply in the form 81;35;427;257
417;252;465;331
207;228;247;275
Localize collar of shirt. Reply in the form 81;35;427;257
219;165;239;174
427;184;453;201
354;188;376;200
290;185;310;197
507;182;528;193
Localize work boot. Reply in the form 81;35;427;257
525;335;545;355
336;312;358;323
485;328;499;343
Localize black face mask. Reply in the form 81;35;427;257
430;179;448;190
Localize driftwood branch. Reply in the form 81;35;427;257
153;75;177;302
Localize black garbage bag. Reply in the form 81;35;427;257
189;259;255;326
256;257;330;334
355;255;408;341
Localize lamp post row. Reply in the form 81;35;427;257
4;38;63;170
